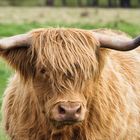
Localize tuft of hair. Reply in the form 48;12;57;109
31;28;99;78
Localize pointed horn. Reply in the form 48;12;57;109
0;33;31;50
93;32;140;51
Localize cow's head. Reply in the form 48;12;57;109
0;28;140;127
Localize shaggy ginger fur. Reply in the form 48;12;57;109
1;28;140;140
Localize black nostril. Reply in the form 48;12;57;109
76;106;81;114
58;105;66;114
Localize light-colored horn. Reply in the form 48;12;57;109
0;33;31;50
93;32;140;51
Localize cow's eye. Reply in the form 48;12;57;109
40;68;46;74
66;71;74;79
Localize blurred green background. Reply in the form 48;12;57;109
0;0;140;139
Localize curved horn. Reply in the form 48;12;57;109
93;32;140;51
0;33;31;50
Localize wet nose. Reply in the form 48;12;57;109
58;102;81;118
51;102;85;123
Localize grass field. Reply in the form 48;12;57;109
0;7;140;140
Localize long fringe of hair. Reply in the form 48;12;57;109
30;28;100;92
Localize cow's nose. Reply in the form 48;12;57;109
58;103;81;118
51;102;85;123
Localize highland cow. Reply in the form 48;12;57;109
0;28;140;140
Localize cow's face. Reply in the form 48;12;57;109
31;29;99;126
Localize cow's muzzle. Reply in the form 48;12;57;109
50;102;86;125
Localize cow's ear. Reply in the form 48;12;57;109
0;34;35;79
93;32;140;51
